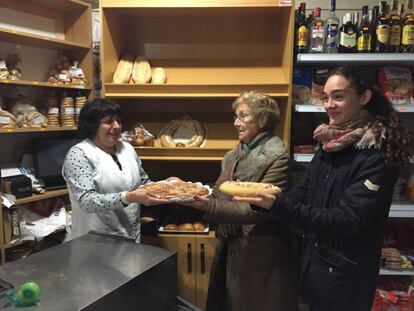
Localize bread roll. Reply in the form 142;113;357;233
179;223;195;231
193;222;206;231
219;181;282;197
164;224;178;231
152;67;167;84
132;56;151;84
113;54;134;84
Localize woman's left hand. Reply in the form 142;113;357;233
233;193;276;210
126;188;169;206
179;195;209;210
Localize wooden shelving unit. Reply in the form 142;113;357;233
0;0;92;265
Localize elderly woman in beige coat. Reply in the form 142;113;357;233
182;91;297;311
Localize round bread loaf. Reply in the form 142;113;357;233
219;181;282;197
132;56;151;84
193;222;206;231
164;224;178;231
152;67;167;84
179;223;195;231
112;54;134;84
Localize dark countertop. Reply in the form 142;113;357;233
0;233;177;311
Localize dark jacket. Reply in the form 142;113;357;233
203;135;298;311
268;145;398;311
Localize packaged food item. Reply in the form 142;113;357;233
0;58;9;80
311;68;330;105
292;68;312;105
379;66;413;105
69;61;87;86
121;124;155;146
6;52;22;80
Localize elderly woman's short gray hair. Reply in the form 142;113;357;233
232;91;280;131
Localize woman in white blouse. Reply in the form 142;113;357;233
63;98;168;242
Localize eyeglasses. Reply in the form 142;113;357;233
233;112;251;123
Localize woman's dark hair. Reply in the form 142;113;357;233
78;98;123;139
328;65;414;165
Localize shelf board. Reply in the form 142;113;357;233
4;239;31;250
389;203;414;218
136;146;230;161
293;153;314;162
0;27;90;51
0;79;91;91
0;126;77;133
379;267;414;276
295;104;414;113
14;189;68;206
100;0;292;8
296;53;414;65
105;83;289;98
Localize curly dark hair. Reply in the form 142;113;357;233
78;98;123;139
328;65;414;165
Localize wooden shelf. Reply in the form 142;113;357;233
0;79;91;91
105;83;289;98
14;189;68;206
379;267;414;276
0;27;90;51
4;239;31;250
0;126;77;133
296;53;414;65
295;104;414;113
101;0;292;8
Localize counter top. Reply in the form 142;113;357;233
0;233;177;310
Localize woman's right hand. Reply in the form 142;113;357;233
126;188;169;206
233;193;276;210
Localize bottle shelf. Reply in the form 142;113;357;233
379;267;414;276
295;104;414;113
293;153;314;162
296;53;414;65
101;0;292;8
388;203;414;218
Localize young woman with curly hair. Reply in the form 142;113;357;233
235;65;414;311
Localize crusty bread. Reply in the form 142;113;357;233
152;67;167;84
219;181;281;197
113;54;134;84
193;222;206;231
132;56;151;84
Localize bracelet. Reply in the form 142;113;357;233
121;191;130;205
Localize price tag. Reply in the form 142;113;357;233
64;107;75;115
0;116;11;124
0;60;7;70
48;107;59;114
33;116;44;124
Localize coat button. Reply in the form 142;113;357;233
329;267;333;273
230;252;237;257
326;174;329;178
314;242;318;247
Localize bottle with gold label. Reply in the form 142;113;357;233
357;6;372;52
296;2;309;53
389;1;402;52
401;0;414;52
375;1;390;52
339;13;357;53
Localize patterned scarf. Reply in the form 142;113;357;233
313;110;385;152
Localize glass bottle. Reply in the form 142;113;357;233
375;1;390;52
401;0;414;52
371;5;380;51
389;1;402;52
325;0;340;53
339;13;357;53
296;2;309;53
357;6;372;52
309;7;325;53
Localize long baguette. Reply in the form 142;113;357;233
219;181;281;197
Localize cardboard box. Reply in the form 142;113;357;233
3;208;21;244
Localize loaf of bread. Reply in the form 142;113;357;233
112;54;134;84
193;222;206;231
152;67;167;84
164;224;178;231
179;223;195;231
0;109;17;128
131;56;151;84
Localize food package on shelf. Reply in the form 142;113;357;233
60;96;75;127
56;54;72;85
310;68;329;105
17;111;48;128
121;124;155;146
379;67;413;105
159;115;207;148
0;58;9;80
0;109;17;128
47;68;59;84
69;61;87;86
292;68;312;105
6;52;22;80
112;54;134;84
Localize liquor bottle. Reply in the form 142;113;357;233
339;13;357;53
357;6;372;52
325;0;340;53
401;0;414;52
296;2;309;53
371;5;380;51
389;1;402;52
375;1;390;52
309;7;325;53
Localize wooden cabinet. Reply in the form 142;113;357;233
143;232;218;309
100;0;295;161
0;0;93;264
